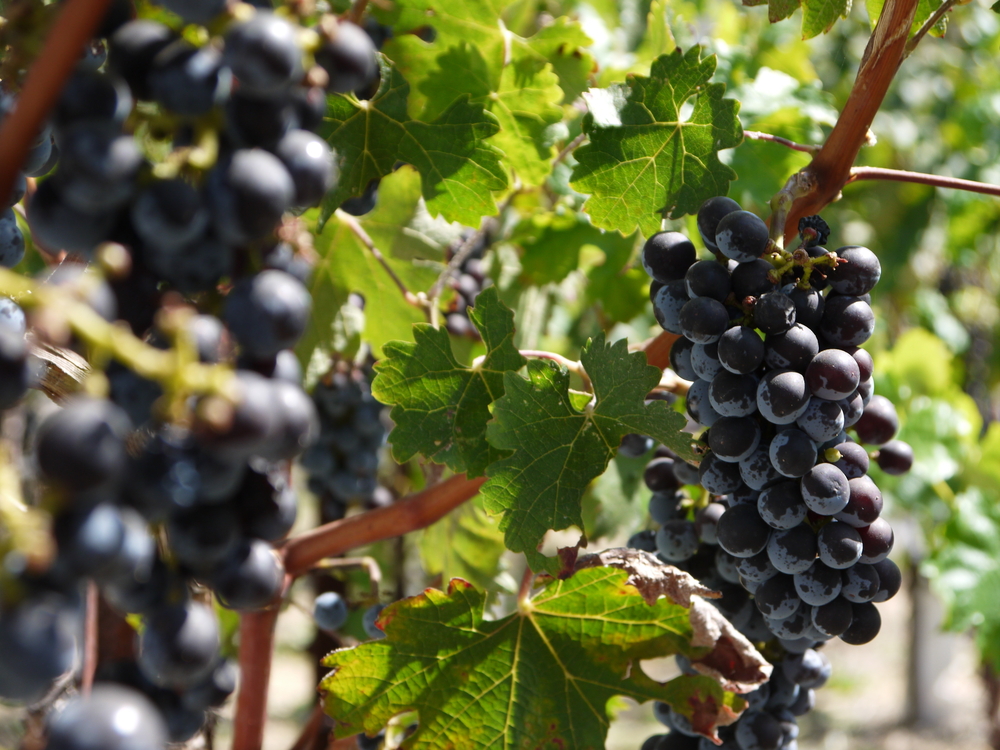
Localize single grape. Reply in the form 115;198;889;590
55;120;143;212
685;378;722;428
685;260;732;302
841;563;880;603
224;12;303;95
800;463;850;515
739;443;782;491
767;525;817;575
786;286;824;330
820;295;875;347
363;603;387;640
754;573;801;619
707;415;761;463
656;520;700;561
718;325;765;375
757;370;810;425
131;179;209;252
628;530;657;552
212;540;285;611
769;429;817;478
805;349;861;400
757;482;807;530
829;441;869;479
315;20;379;93
137;600;220;690
166;503;241;571
764;324;818;372
645;458;681;492
839;601;881;644
691;341;723;381
782;649;831;689
754;291;796;335
0;595;79;703
829;246;881;295
735;549;777;583
716;503;771;558
715;210;769;263
642;231;697;283
838;391;865;427
36;397;131;491
696;195;741;250
812;596;854;638
816;521;863;569
695;502;726;544
225;87;300;149
108;20;178;99
854;395;899;445
870;558;902;602
149;41;230;116
653;280;689;335
857;517;894;563
275;129;338;208
46;684;167;750
793;561;842;606
619;432;654;457
796;398;845;443
731;258;776;299
834;475;883;527
53;69;134;130
224;270;311;359
649;491;684;523
709;370;759;418
207;149;295;244
716;548;742;583
699;451;744;494
183;660;238;711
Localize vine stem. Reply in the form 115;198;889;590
281;474;486;577
81;582;99;696
0;0;114;203
743;131;820;154
552;132;587;167
782;0;920;240
846;166;1000;197
335;209;424;311
232;605;283;750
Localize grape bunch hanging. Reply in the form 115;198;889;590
631;197;914;750
0;0;380;744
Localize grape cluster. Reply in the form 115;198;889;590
443;230;493;340
633;197;914;749
0;1;380;742
302;355;390;523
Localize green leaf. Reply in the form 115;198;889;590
867;0;947;36
378;0;591;185
300;167;451;360
420;496;509;591
322;567;749;749
481;334;693;556
320;56;508;227
569;48;743;238
635;0;677;67
372;287;526;477
801;0;852;38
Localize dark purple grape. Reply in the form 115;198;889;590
839;601;881;644
211;539;285;611
315;20;378;93
841;564;880;603
108;20;177;99
642;231;697;283
786;286;824;329
796;397;845;443
224;270;311;359
782;648;831;688
716;548;742;583
715;210;769;263
834;475;883;527
223;12;303;95
707;415;761;463
753;291;796;335
829;441;869;479
805;349;860;400
854;395;899;445
274;129;337;208
717;325;764;375
53;69;134;130
619;433;654;457
684;260;732;302
731;258;776;299
757;481;807;530
649;491;685;523
755;574;801;619
870;558;902;602
653;280;689;334
628;530;657;552
769;429;817;478
857;517;894;563
695;502;726;544
735;549;777;583
26;179;115;255
767;525;817;575
137;601;220;689
716;503;771;558
36;397;131;491
733;710;783;750
46;684;167;750
690;341;722;381
793;561;842;606
645;457;681;492
829;246;881;295
54;121;143;212
699;451;744;494
131;179;209;252
669;336;697;380
697;196;741;251
839;390;865;427
764;323;818;371
739;443;782;491
757;370;810;425
655;520;699;561
150;41;230;116
820;295;875;347
709;370;759;418
207;149;294;244
817;521;863;569
800;463;850;515
813;596;854;637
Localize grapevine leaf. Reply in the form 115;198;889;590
300;167;453;361
801;0;852;38
321;567;756;749
420;496;509;591
372;287;526;477
481;334;693;557
320;55;508;227
569;48;743;238
378;0;590;185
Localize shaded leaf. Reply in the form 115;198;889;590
481;334;693;557
420;496;508;591
372;287;526;476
